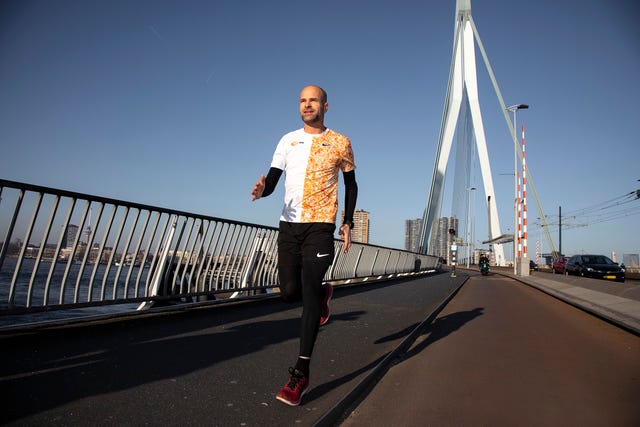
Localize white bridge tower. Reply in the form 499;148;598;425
419;0;506;265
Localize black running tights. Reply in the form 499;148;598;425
277;221;335;358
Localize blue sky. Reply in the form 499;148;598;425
1;0;639;259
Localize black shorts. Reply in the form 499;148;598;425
277;221;336;265
277;221;336;299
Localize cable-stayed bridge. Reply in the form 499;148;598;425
419;0;555;272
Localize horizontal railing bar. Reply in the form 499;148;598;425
0;178;277;232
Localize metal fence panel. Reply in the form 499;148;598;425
0;179;439;316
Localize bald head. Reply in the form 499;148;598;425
301;85;327;103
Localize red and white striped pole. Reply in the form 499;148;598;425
517;170;522;258
522;124;528;258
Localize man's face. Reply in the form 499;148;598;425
299;86;328;125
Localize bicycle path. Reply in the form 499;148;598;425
340;271;640;426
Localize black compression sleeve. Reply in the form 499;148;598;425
262;167;282;198
342;170;358;224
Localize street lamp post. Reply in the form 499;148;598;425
506;104;528;274
466;187;476;268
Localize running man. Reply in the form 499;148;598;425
251;85;358;406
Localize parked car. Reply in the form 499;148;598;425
529;259;537;271
564;254;625;282
552;256;569;274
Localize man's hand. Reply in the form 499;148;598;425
339;224;351;253
251;174;265;201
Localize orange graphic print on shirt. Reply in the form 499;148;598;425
301;130;355;223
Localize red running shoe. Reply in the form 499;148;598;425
276;367;309;406
319;283;333;325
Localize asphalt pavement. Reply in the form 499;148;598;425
0;271;464;426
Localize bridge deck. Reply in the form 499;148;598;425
1;271;639;426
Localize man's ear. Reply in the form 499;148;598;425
324;102;329;113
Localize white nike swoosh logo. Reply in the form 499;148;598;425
316;253;331;258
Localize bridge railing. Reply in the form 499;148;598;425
0;179;439;316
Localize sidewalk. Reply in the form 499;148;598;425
497;269;640;335
340;271;640;427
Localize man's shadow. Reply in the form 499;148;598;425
400;307;484;361
306;308;484;403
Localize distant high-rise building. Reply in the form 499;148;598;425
405;219;422;252
429;217;458;262
63;224;79;249
352;209;370;244
622;253;639;269
342;209;369;244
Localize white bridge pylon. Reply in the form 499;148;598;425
419;0;506;265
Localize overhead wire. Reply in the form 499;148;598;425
530;189;640;232
562;191;637;217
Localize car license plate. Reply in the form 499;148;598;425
604;275;616;280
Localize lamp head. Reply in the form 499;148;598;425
506;104;530;112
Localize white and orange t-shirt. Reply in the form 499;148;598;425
271;128;355;224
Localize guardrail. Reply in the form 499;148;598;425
0;179;439;316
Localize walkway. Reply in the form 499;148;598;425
1;271;639;426
341;271;640;426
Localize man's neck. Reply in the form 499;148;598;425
303;123;326;134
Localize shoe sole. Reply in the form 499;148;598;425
276;387;308;406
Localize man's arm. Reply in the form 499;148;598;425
342;170;358;223
251;167;282;201
339;170;358;252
